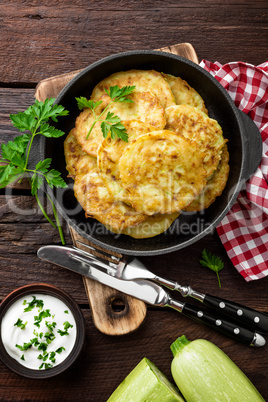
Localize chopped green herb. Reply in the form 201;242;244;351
64;321;73;330
56;346;65;354
33;329;39;337
45;321;56;332
24;296;44;312
34;309;51;327
14;318;27;329
30;337;40;347
200;249;224;288
44;331;55;344
39;362;53;370
38;342;48;352
38;352;49;361
49;351;56;363
57;321;73;336
57;330;68;336
64;310;69;314
20;354;25;361
16;341;32;351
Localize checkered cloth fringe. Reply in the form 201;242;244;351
200;60;268;281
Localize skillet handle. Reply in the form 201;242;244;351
238;110;262;180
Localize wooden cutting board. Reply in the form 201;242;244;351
35;43;199;336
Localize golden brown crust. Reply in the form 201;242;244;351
118;130;208;215
91;69;176;108
73;168;147;232
64;128;87;177
162;73;208;114
75;92;166;157
165;104;226;177
184;144;230;211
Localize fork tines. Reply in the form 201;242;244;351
75;240;121;263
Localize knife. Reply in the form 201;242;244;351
37;245;266;347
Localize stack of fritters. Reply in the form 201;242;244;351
64;70;229;238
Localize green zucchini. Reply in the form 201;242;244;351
170;335;265;402
107;357;185;401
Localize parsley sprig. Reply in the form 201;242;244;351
76;85;135;141
0;98;69;244
200;249;224;288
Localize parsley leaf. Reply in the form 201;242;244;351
14;318;27;330
200;249;224;288
16;341;33;352
39;362;53;370
57;321;73;336
24;296;44;312
105;85;135;103
75;97;102;111
76;85;135;142
34;309;51;328
56;346;65;354
44;169;67;189
38;342;48;352
0;98;69;245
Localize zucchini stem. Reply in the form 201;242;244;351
170;335;191;357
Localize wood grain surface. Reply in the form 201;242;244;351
0;1;267;401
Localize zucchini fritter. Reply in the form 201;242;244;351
75;92;166;157
64;128;87;178
165;105;226;177
184;144;230;211
91;69;176;109
98;120;155;201
162;73;208;114
118;130;208;215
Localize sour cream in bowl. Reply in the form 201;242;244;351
0;284;85;379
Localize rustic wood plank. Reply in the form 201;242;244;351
0;2;267;399
0;88;35;142
0;309;267;401
0;208;267;315
35;43;198;101
69;229;147;336
0;88;35;190
0;1;267;84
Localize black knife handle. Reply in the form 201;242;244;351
203;294;268;334
178;302;265;346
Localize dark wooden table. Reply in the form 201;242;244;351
0;1;268;400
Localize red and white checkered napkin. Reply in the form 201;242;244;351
200;60;268;281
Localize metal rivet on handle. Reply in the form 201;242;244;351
234;328;240;334
219;302;225;308
197;311;203;317
254;316;260;323
237;309;243;316
216;320;222;326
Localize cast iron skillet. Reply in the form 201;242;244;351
32;50;262;256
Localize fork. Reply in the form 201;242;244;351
75;240;268;334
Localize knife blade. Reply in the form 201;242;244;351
37;245;266;347
37;245;167;305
